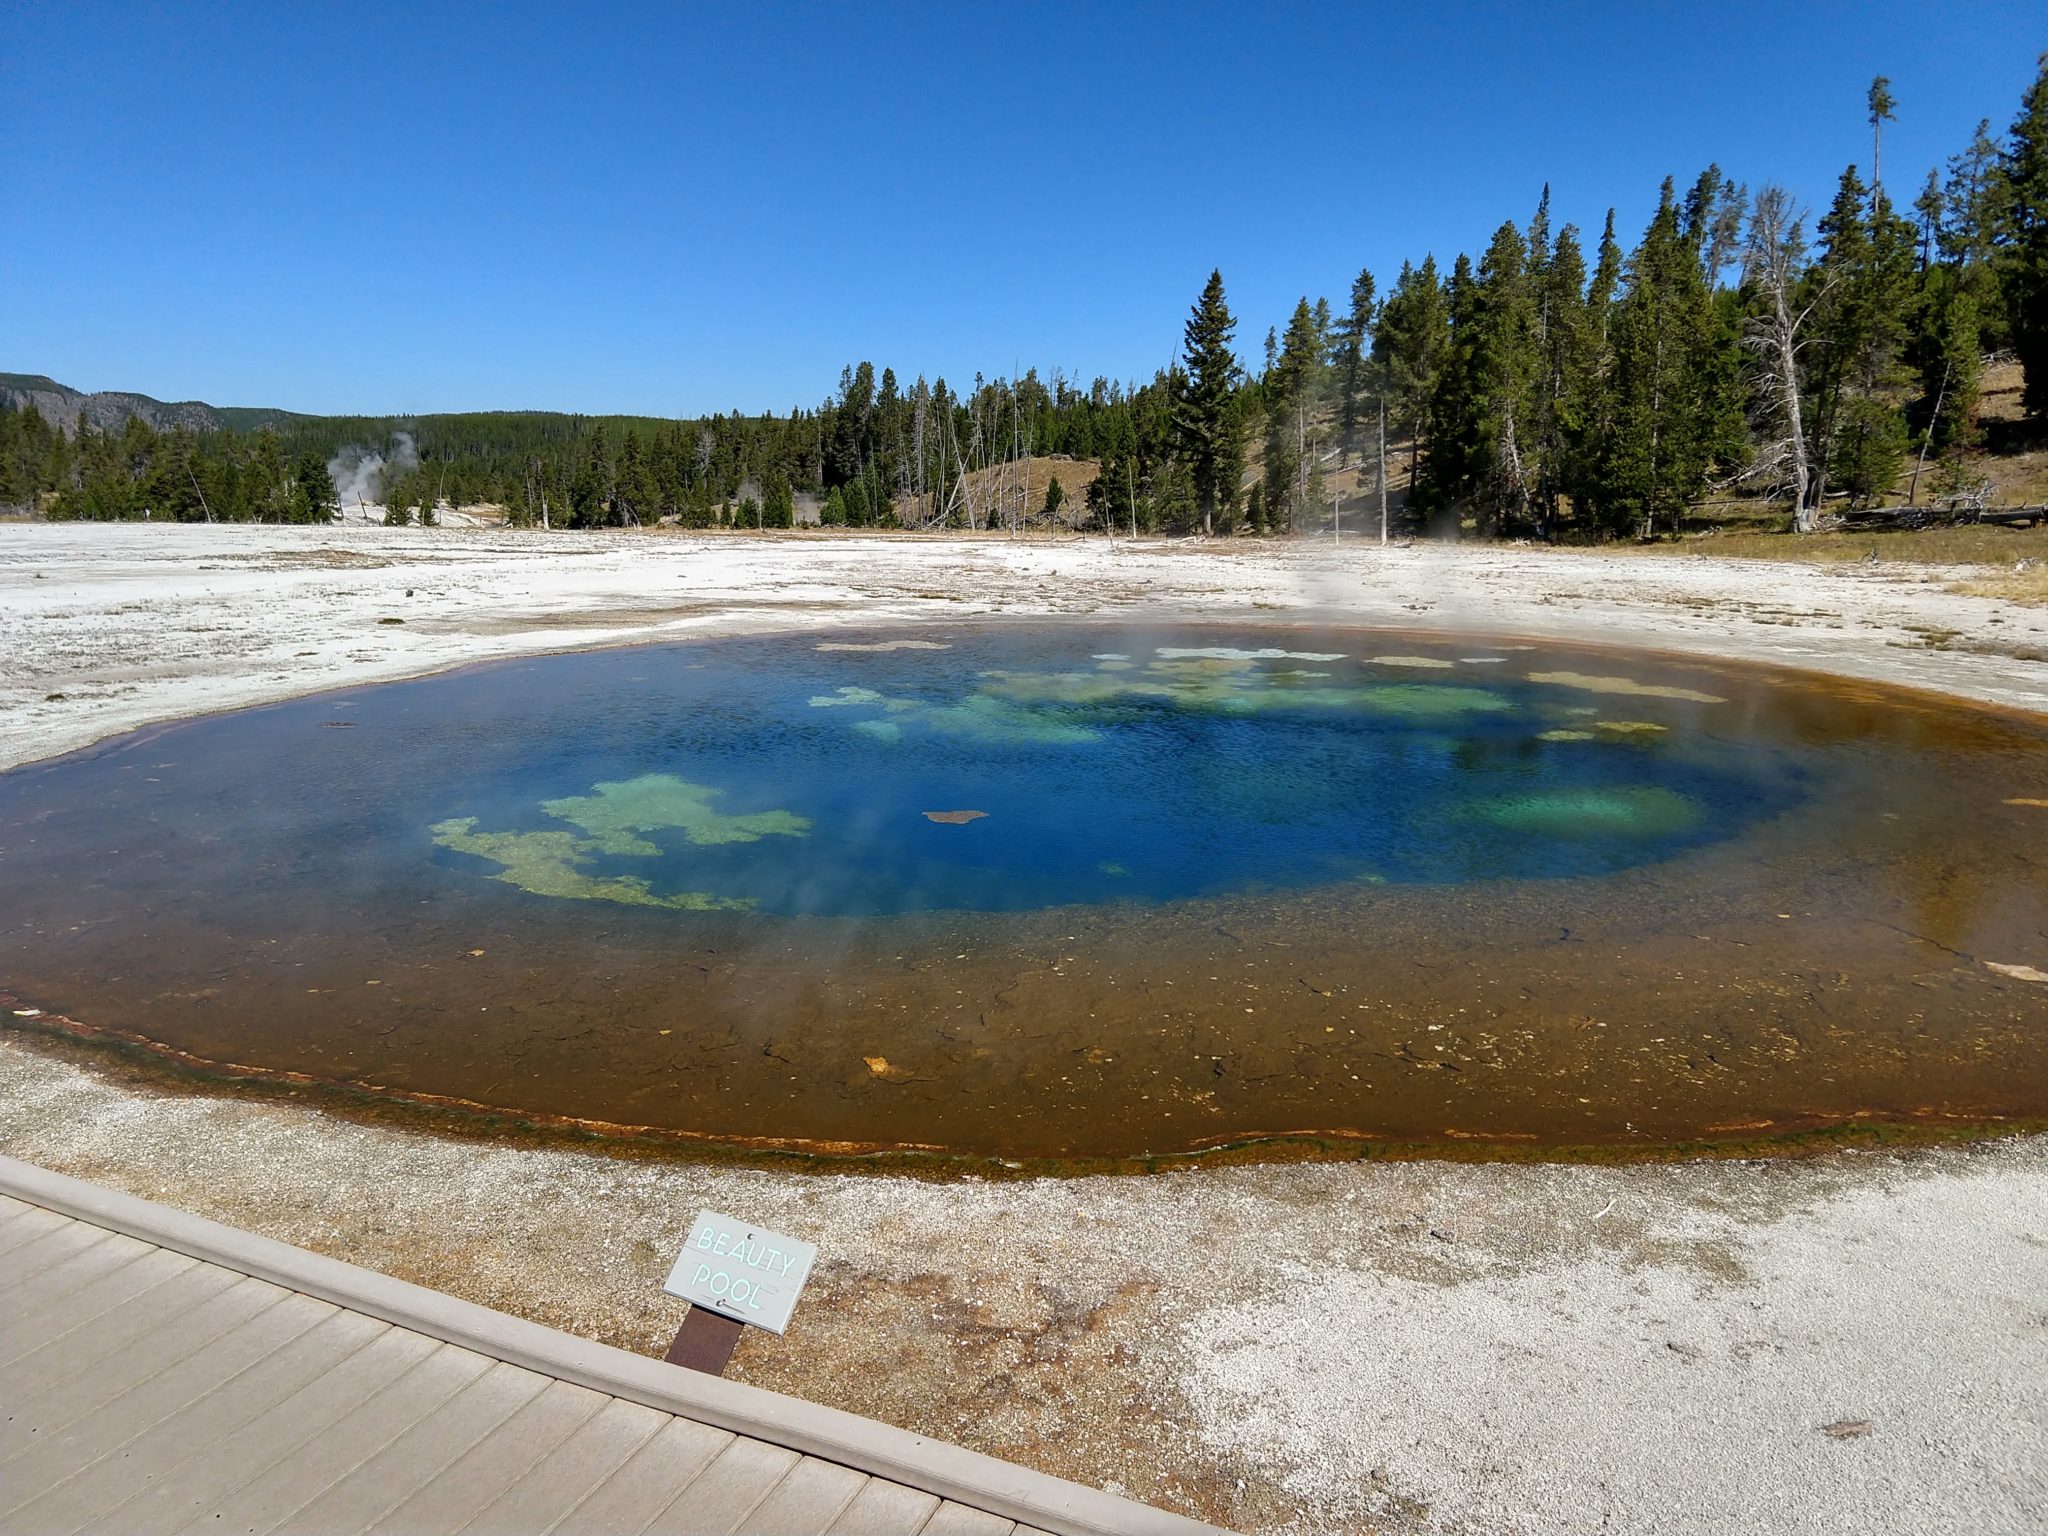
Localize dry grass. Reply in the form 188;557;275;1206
1979;357;2027;424
1631;520;2048;569
1949;564;2048;605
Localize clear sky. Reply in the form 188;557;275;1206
2;1;2039;417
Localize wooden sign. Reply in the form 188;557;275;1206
663;1210;817;1336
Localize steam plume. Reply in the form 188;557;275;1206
327;432;419;511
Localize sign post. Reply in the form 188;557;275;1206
661;1210;817;1376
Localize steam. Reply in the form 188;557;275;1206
327;432;419;511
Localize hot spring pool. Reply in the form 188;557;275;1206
3;624;2044;1165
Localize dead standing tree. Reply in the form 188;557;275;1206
1741;185;1837;533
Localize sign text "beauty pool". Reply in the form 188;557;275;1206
662;1210;817;1335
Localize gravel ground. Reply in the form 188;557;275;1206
2;522;2045;1535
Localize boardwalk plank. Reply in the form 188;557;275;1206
82;1325;432;1536
531;1416;737;1535
4;1246;196;1366
268;1360;549;1535
921;1502;1020;1535
6;1309;385;1536
640;1435;802;1535
0;1199;66;1251
3;1271;273;1445
372;1378;604;1534
160;1342;490;1535
5;1255;229;1385
1;1292;335;1523
481;1403;720;1536
0;1220;121;1294
825;1478;943;1536
456;1396;665;1534
1;1210;103;1271
3;1229;155;1327
735;1456;868;1534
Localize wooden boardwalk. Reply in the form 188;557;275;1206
0;1158;1226;1536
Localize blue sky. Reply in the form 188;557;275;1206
1;1;2039;416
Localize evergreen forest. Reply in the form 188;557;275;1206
5;61;2047;541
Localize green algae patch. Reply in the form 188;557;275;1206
1359;685;1514;719
429;818;755;910
433;774;808;912
922;694;1099;745
977;660;1427;721
814;639;950;652
816;677;1093;743
1154;646;1346;663
1596;720;1670;736
1536;729;1599;742
1526;671;1727;704
1466;787;1704;839
808;685;886;708
978;668;1169;706
542;774;810;851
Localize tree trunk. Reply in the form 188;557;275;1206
1908;361;1951;506
1378;398;1389;545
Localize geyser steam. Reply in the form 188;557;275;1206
327;431;419;510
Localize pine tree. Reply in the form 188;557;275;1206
1374;256;1452;503
1909;275;1982;507
2001;54;2048;417
1533;224;1592;536
1683;167;1748;285
1086;452;1135;532
1415;255;1478;523
291;451;337;524
1172;270;1245;536
614;428;656;524
1419;223;1542;534
0;404;22;509
1945;118;2007;271
1260;297;1323;532
1333;267;1377;465
1868;76;1897;198
1589;182;1726;537
1041;474;1065;521
250;428;286;522
1802;167;1916;507
764;469;795;528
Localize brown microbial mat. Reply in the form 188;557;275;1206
1;624;2044;1168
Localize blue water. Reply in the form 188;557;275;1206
383;627;1800;916
11;622;2047;1162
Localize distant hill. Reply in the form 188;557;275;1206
0;373;303;436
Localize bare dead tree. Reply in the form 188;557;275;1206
1907;356;1952;506
1377;395;1389;544
1741;185;1829;532
910;378;929;523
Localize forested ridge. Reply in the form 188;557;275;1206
5;61;2046;539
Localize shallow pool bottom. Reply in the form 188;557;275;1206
1;622;2044;1167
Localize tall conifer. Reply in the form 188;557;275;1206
1173;270;1244;536
2002;55;2048;415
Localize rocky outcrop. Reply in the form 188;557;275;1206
0;372;288;435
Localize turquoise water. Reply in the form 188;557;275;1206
399;629;1793;915
5;623;2045;1163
